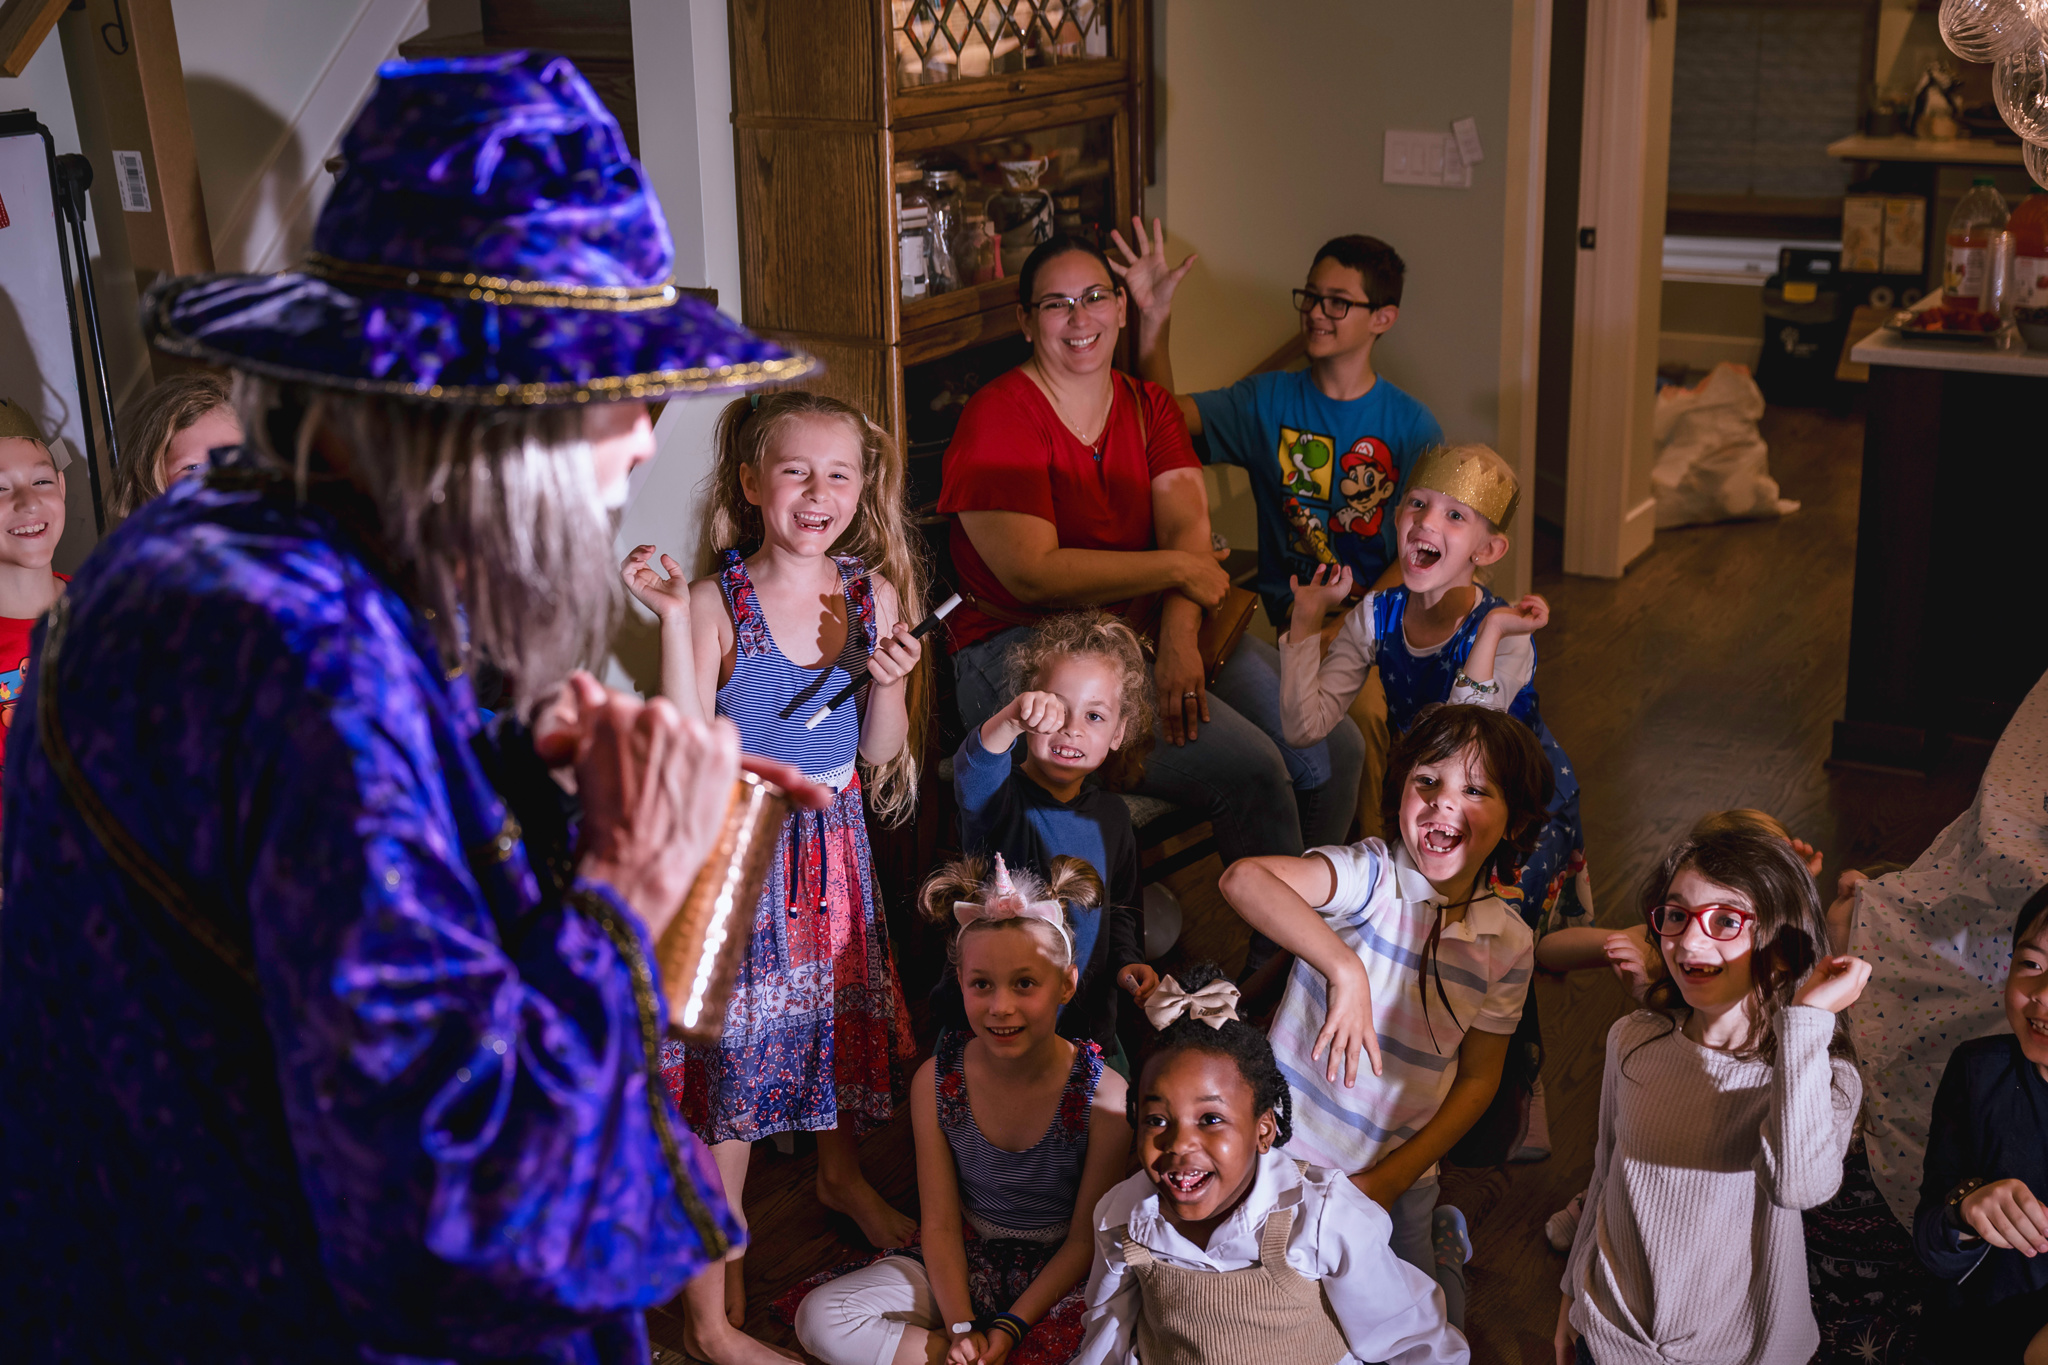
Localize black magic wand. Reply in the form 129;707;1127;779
802;593;961;730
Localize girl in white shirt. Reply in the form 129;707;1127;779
1556;826;1869;1365
1073;963;1466;1365
1221;704;1553;1329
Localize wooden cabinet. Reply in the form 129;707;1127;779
728;0;1148;458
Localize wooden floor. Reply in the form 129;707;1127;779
649;400;1990;1365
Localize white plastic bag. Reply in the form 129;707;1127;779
1649;362;1799;529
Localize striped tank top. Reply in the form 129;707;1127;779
934;1028;1102;1240
715;549;872;791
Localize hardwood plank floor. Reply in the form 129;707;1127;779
651;401;1989;1365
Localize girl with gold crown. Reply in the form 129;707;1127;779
1273;444;1591;1171
1276;443;1590;937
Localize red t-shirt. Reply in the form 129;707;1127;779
938;368;1199;650
0;574;68;821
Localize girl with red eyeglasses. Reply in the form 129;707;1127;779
1553;825;1871;1365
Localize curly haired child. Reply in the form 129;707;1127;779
1071;962;1466;1365
940;611;1161;1071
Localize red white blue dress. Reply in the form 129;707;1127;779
666;551;914;1143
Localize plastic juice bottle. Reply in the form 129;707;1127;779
2008;194;2048;321
1943;176;2010;328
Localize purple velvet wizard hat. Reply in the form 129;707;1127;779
143;51;813;404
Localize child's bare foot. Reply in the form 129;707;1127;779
725;1252;747;1328
681;1264;799;1365
680;1314;801;1365
816;1170;916;1248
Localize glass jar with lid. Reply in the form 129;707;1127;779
922;168;965;294
895;164;934;301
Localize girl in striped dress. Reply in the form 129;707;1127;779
622;391;925;1363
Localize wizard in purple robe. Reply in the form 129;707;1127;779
0;52;823;1363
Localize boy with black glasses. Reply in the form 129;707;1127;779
1112;221;1443;631
1113;224;1443;843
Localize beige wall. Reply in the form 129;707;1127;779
1155;0;1526;592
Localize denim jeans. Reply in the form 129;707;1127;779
1389;1171;1466;1332
950;627;1364;867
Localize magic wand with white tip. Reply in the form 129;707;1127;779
802;593;961;730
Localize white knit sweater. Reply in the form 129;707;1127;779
1561;1006;1860;1365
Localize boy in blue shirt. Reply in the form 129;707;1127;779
1111;222;1443;839
1112;220;1444;629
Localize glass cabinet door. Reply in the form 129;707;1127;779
891;0;1116;90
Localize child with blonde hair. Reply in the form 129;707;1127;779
1281;443;1589;934
622;389;925;1364
940;610;1160;1070
110;372;242;519
798;854;1130;1365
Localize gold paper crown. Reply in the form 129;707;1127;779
1403;443;1519;530
0;399;45;446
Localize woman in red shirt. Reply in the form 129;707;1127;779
940;238;1365;907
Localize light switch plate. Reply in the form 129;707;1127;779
1383;130;1446;186
1451;117;1484;165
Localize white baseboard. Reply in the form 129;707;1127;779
1621;494;1657;568
1657;330;1761;373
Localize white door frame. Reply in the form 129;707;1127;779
1564;0;1670;578
1497;0;1552;601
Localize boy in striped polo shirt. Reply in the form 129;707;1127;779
1218;704;1554;1331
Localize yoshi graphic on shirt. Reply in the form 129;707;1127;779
1277;427;1335;500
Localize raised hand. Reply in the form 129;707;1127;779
1288;563;1355;637
1012;690;1068;735
1313;959;1383;1086
1603;928;1660;1003
1106;215;1197;314
1961;1178;2048;1256
1791;953;1872;1014
621;543;691;621
1120;962;1161;1002
866;621;923;689
1484;594;1551;637
1787;836;1824;878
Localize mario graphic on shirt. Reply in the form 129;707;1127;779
0;654;26;732
1330;438;1397;541
1284;496;1336;564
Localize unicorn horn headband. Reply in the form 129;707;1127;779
954;853;1073;956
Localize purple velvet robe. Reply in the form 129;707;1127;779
0;473;739;1362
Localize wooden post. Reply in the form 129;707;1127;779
0;0;67;78
62;0;212;311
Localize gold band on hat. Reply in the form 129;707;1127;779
1403;443;1519;530
0;399;45;445
301;252;698;313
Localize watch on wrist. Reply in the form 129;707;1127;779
1945;1175;1988;1235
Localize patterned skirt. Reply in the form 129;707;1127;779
667;775;914;1144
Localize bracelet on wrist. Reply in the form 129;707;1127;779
1945;1175;1988;1234
986;1311;1028;1345
1453;670;1501;697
